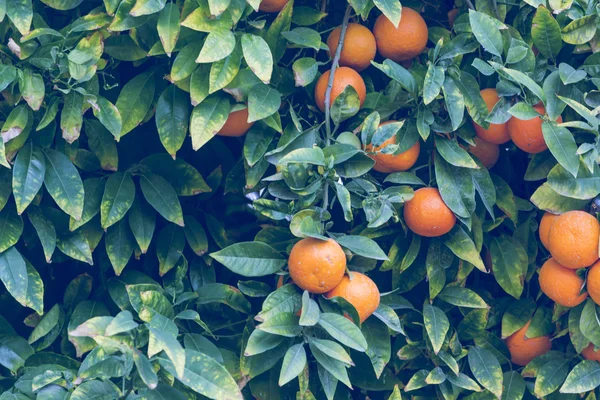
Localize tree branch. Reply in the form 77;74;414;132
491;0;501;20
465;0;475;9
322;4;352;211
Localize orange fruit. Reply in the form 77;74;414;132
582;343;600;361
508;104;563;154
373;8;428;62
586;260;600;305
327;23;377;72
504;321;552;366
314;67;366;112
288;238;346;294
259;0;288;12
539;212;559;250
364;121;420;173
217;107;254;137
548;210;599;269
467;136;500;169
472;89;510;144
325;272;380;323
538;258;587;307
403;187;456;237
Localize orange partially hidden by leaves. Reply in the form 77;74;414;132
586;260;600;305
325;272;380;323
314;67;366;112
373;8;428;62
467;136;499;169
582;343;600;361
548;210;599;269
504;321;552;366
217;108;254;137
365;121;420;173
538;258;587;307
327;23;377;72
258;0;288;12
539;212;559;250
403;187;456;237
472;88;510;144
508;104;562;154
288;238;346;294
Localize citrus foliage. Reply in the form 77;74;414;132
1;0;600;399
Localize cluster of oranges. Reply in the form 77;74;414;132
316;8;428;173
504;210;600;366
468;88;562;168
287;237;380;323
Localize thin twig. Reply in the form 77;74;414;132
491;0;501;20
465;0;475;9
322;4;352;210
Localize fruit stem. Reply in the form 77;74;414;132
322;4;351;211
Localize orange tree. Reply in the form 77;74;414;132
2;0;600;399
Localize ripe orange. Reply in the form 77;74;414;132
539;212;559;250
582;343;600;361
288;238;346;294
314;67;366;112
364;121;420;173
504;321;552;366
327;23;377;72
472;89;510;144
586;260;600;305
547;211;599;269
467;136;499;169
403;187;456;237
217;107;254;137
538;258;587;307
508;104;563;154
259;0;288;12
325;272;380;323
373;8;428;62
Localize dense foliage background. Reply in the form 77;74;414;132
2;0;600;399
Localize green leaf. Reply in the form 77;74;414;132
442;77;465;131
156;224;185;276
2;105;30;143
559;63;587;85
248;83;281;123
335;235;388;260
468;346;503;398
0;247;27;306
85;120;119;171
547;161;600;200
18;69;44;111
279;343;306;386
183;215;208;256
256;284;302;322
372;303;404;333
104;35;147;61
156;85;190;158
299;290;320;326
197;29;235;63
244;329;285;356
140;172;184;226
190;93;231;150
435;153;475;219
257;313;302;337
373;0;401;28
157;2;180;56
542;122;579;178
446;372;482;392
281;27;322;51
561;15;597;45
128;195;156;253
469;10;505;57
423;304;450;354
90;97;123;139
40;0;83;10
490;235;528;299
210;241;286;277
7;0;32;35
444;226;486;272
311;344;351;388
0;65;16;93
70;381;119;400
560;360;600;393
209;44;243;94
242;34;273;84
531;6;562;59
534;356;569;397
423;64;445;105
436;137;478;168
317;313;368;351
100;172;135;229
502;371;525;400
106;220;135;275
43;149;84;220
490;62;545;104
115;70;156;137
27;206;56;263
438;286;487;309
362;318;391;379
12;142;45;215
293;57;318;87
140;154;211;196
57;231;93;265
61;91;84;143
